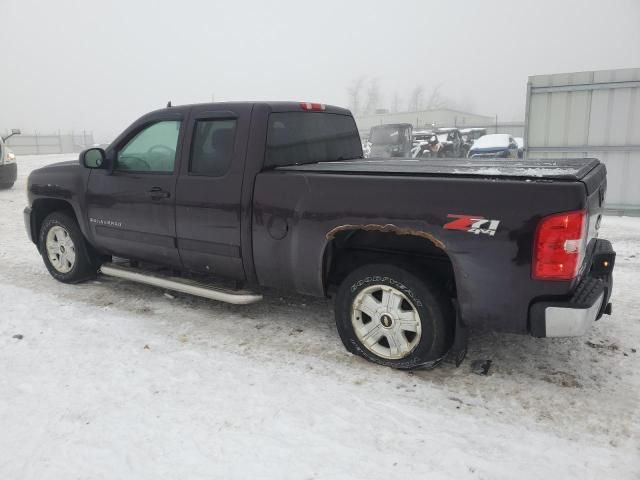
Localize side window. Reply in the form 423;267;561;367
189;119;237;176
117;121;181;172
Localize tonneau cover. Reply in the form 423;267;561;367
277;157;601;181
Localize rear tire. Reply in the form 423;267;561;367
38;211;100;283
335;263;454;369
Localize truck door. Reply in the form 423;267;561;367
85;115;184;267
175;104;252;280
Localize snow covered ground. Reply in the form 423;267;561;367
1;154;638;480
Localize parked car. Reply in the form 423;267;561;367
412;131;445;158
0;129;20;189
24;101;615;370
460;128;487;156
514;137;524;158
467;133;519;159
434;128;464;157
368;123;413;158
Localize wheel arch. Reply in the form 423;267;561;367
30;198;81;250
322;226;456;299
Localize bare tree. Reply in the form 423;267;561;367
408;84;452;111
424;83;448;110
450;95;476;113
391;92;400;113
364;78;381;115
408;85;424;112
347;76;366;116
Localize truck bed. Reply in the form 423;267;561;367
278;157;601;181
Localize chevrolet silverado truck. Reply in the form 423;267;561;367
24;102;616;369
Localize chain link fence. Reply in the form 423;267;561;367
3;131;95;155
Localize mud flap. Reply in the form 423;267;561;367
445;302;468;367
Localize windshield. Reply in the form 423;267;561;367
369;126;406;145
265;112;362;168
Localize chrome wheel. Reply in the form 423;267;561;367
46;225;76;274
351;285;422;360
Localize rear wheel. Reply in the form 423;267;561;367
39;211;100;283
335;264;453;369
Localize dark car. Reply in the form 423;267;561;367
23;101;615;370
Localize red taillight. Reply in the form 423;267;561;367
533;210;587;280
300;102;326;111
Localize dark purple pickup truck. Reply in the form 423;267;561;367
24;102;615;369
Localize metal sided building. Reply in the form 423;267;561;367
525;68;640;214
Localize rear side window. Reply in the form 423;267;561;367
190;119;237;176
265;112;362;168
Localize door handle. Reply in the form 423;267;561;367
146;187;171;199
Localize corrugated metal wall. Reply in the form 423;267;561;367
525;68;640;213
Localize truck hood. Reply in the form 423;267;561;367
27;160;84;201
35;160;79;171
277;157;602;181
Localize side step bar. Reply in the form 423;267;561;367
100;263;263;305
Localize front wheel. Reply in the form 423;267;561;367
38;211;100;283
335;264;454;369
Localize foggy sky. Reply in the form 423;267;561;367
1;0;639;142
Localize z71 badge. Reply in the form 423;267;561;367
444;214;500;237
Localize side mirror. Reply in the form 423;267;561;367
80;147;107;169
1;128;21;142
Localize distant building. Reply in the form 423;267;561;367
355;108;495;137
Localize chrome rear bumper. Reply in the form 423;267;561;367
530;239;615;338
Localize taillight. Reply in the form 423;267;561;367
532;210;587;280
300;102;326;111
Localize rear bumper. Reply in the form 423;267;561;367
530;239;615;338
0;162;17;185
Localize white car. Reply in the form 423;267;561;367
0;129;20;189
467;133;519;159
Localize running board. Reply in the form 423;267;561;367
99;263;263;305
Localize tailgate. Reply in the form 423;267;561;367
581;162;607;275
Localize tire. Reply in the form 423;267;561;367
38;211;100;283
0;183;14;189
335;264;454;369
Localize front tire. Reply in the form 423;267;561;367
335;264;453;369
38;211;99;283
